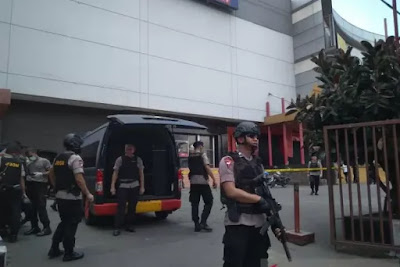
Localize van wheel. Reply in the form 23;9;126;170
155;211;168;220
84;198;97;226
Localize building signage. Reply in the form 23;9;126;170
207;0;239;10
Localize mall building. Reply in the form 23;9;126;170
0;0;384;167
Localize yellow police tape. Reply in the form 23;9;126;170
181;167;328;175
264;167;328;173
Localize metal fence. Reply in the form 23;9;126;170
324;119;400;252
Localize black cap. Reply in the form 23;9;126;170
193;141;204;148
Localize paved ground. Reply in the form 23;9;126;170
4;185;399;267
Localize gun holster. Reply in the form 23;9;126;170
227;202;240;222
67;186;81;197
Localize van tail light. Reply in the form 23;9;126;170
96;169;104;196
178;169;183;191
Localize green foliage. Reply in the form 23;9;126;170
286;37;400;150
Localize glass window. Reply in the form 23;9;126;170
174;134;197;168
81;128;105;168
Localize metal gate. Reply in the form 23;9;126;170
324;119;400;252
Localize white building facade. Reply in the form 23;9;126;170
0;0;295;163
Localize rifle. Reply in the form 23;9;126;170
255;173;292;262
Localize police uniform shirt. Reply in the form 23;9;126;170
0;153;26;180
219;153;266;227
113;156;144;188
26;157;52;183
53;152;84;200
189;150;210;185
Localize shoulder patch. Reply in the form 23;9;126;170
224;157;233;168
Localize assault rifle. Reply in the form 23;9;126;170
255;172;292;262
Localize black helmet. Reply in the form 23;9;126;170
5;142;22;155
63;133;83;153
233;121;260;139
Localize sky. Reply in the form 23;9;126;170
333;0;398;35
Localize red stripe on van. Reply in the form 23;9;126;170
161;199;181;211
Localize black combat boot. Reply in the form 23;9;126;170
63;251;84;262
24;227;40;236
37;226;52;236
48;247;64;259
200;223;213;232
113;229;121;236
194;222;201;232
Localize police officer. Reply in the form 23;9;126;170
219;122;281;267
307;155;322;195
48;133;94;261
0;142;26;243
188;141;217;232
24;147;52;236
110;144;145;236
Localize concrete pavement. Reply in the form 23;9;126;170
3;185;399;267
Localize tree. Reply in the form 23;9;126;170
287;37;400;215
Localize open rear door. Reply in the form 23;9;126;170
107;114;208;192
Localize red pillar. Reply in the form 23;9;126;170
282;98;288;165
299;122;305;164
266;102;273;167
227;127;236;152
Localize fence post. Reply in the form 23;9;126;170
286;183;315;246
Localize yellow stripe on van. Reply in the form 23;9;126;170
135;200;162;213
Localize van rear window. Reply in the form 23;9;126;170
81;127;106;167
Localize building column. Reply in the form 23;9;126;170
281;98;288;165
266;102;273;167
0;89;11;143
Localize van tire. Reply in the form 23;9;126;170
84;198;97;225
155;211;168;220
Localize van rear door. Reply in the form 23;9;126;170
105;114;207;196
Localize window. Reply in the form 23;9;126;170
81;127;105;168
174;134;197;168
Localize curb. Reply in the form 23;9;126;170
0;236;6;267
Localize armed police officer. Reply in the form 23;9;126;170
24;147;52;236
219;122;282;267
188;141;217;232
48;134;94;262
110;144;145;236
0;142;26;243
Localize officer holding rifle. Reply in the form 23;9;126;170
219;121;289;267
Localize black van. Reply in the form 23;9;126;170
80;114;206;225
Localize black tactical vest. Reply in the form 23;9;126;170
54;152;80;196
188;154;207;179
0;156;22;187
118;155;139;184
221;152;264;214
309;161;318;169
